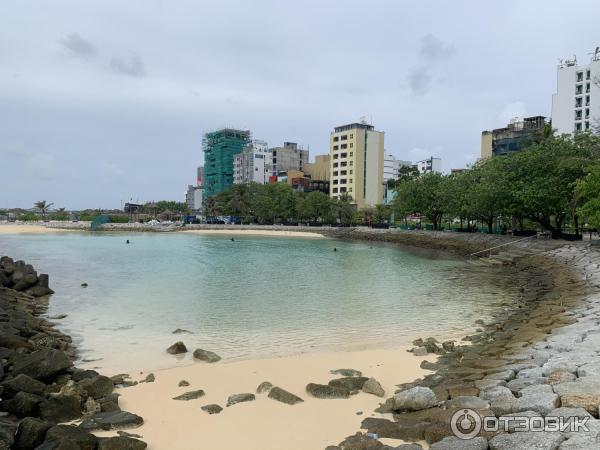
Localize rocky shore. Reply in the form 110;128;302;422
0;256;147;450
328;243;600;449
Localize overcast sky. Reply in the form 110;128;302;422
2;0;599;209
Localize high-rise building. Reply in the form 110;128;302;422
196;166;204;187
304;154;331;181
415;157;442;174
329;121;384;209
551;48;600;135
185;185;203;213
480;116;546;159
269;142;309;176
383;154;412;182
203;128;250;198
233;139;271;185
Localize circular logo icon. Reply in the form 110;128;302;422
451;408;482;440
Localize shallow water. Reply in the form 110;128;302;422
0;232;517;372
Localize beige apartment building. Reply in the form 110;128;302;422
329;122;384;209
304;154;330;181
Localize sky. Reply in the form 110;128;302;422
1;0;599;209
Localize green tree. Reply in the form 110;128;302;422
392;173;448;230
34;200;53;220
575;165;600;228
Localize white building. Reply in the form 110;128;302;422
185;185;203;213
551;47;600;135
233;139;271;184
383;154;412;182
415;156;442;174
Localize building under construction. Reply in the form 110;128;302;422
203;128;251;198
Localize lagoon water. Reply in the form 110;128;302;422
0;232;518;373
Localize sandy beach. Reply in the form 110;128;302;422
181;228;325;238
98;348;428;450
0;223;72;234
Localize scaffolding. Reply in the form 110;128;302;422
202;128;251;198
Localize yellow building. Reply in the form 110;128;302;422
480;131;493;160
329;122;384;209
304;154;330;181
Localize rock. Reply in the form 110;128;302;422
44;425;98;450
362;378;385;397
166;341;187;355
412;347;428;356
515;392;559;415
507;377;546;394
39;394;82;422
143;373;154;383
1;373;46;396
12;417;52;450
519;384;554;397
336;432;387;450
201;404;223;414
489;431;564;450
192;348;221;363
553;379;600;413
446;396;490;410
79;411;143;431
548;407;592;419
78;375;113;399
98;393;120;412
474;379;506;390
442;341;455;352
226;393;255;406
577;362;600;378
268;386;303;405
35;440;80;450
546;371;576;385
395;445;424;450
3;391;43;417
97;436;147;450
329;377;369;392
72;369;100;382
172;390;205;401
172;328;193;334
430;436;488;450
49;314;68;320
478;386;514;402
306;383;351;399
393;387;438;411
517;366;544;378
256;381;273;394
484;369;515;382
117;431;143;439
330;368;362;377
11;348;72;381
0;417;18;448
178;380;190;387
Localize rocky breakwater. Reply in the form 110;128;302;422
0;256;146;450
329;243;600;450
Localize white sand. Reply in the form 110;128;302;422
101;348;428;450
0;223;71;234
181;229;325;238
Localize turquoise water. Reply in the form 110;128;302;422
0;232;516;372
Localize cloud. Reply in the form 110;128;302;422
419;34;456;60
498;101;527;123
110;55;146;77
408;67;432;96
60;33;97;59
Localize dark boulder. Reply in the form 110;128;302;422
328;377;369;392
12;417;52;450
226;393;256;406
1;374;47;396
267;386;304;405
2;391;43;417
97;436;147;450
78;375;113;399
35;440;80;450
201;404;223;414
306;383;350;399
39;394;82;423
172;390;205;401
11;348;72;381
192;348;221;363
79;411;144;431
97;393;120;412
0;417;18;448
71;369;99;383
44;425;98;450
166;342;187;355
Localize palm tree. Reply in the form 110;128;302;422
34;200;54;220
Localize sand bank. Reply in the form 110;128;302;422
181;228;325;238
0;223;72;234
101;348;428;450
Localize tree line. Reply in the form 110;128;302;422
392;132;600;236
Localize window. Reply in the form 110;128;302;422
575;110;582;120
340;170;347;175
349;161;353;166
576;85;583;94
333;136;339;142
577;72;584;82
340;187;347;193
333;145;339;150
349;134;353;139
341;144;347;149
586;70;591;80
349;169;353;174
333;171;338;176
586;95;591;106
340;179;347;184
576;97;582;107
349;152;353;156
348;187;352;192
332;187;338;193
333;180;338;185
576;122;582;131
586;108;590;119
333;162;338;168
585;121;590;130
341;135;348;141
349;143;353;148
586;83;591;93
333;154;338;159
341;153;347;158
